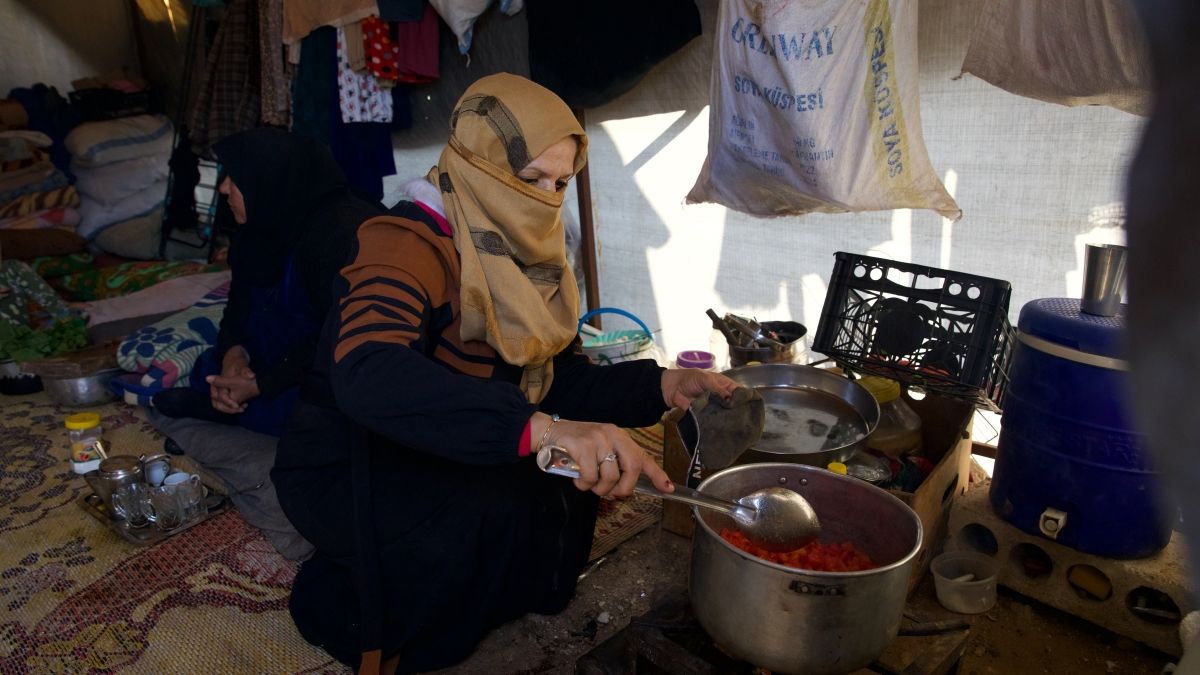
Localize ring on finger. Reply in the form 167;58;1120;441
601;452;618;463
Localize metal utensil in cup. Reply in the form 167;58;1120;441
707;308;742;348
536;445;820;551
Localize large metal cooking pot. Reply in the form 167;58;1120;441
724;363;880;467
690;463;922;674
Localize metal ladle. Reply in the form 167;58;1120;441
537;446;821;552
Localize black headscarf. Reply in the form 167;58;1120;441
214;128;348;285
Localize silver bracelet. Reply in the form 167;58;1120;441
538;414;561;452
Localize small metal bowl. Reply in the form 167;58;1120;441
727;321;808;366
42;369;122;407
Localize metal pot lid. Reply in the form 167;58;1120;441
98;455;141;478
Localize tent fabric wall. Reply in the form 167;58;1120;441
0;0;137;97
384;0;1140;361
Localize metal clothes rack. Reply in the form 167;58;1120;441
156;2;225;261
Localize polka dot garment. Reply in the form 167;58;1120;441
362;16;401;82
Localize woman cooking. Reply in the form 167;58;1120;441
271;73;738;673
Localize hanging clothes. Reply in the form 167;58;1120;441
293;27;396;201
343;20;368;72
376;0;425;22
258;0;291;126
361;17;401;83
336;26;394;123
189;0;262;150
394;4;441;84
283;0;376;46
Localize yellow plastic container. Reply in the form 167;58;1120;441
65;412;103;464
857;376;922;458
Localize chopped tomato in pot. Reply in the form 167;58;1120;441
720;528;877;572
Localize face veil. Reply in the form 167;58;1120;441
433;73;588;403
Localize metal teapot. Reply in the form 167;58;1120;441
83;455;144;520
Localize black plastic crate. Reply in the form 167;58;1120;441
812;252;1015;410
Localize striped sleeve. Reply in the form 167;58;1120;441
327;216;539;465
334;218;451;363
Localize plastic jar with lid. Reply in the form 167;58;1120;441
675;350;717;371
65;412;103;473
857;376;922;458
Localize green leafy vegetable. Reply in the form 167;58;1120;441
0;317;89;363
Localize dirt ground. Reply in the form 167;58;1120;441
907;577;1171;675
428;524;1176;675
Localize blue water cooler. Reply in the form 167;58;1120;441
989;298;1173;558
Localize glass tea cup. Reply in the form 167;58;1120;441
110;481;150;528
163;472;205;522
138;484;188;531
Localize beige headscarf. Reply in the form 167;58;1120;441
431;73;587;403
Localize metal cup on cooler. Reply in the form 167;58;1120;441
1080;243;1128;317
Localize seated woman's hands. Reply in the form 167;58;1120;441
533;413;672;499
206;345;261;414
660;368;740;410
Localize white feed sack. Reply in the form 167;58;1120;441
959;0;1152;117
687;0;961;220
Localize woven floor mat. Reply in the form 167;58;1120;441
0;392;664;673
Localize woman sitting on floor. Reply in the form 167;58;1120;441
150;128;383;560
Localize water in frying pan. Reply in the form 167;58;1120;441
755;387;868;455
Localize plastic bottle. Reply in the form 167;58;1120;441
65;412;104;474
857;376;922;458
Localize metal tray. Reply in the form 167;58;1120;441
78;484;231;546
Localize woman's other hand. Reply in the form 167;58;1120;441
533;414;672;498
207;371;260;413
208;345;259;413
660;368;740;410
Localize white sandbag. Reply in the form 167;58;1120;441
77;178;167;240
960;0;1152;116
65;114;173;167
687;0;960;220
90;207;164;259
72;154;170;208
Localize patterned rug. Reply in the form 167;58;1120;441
0;393;664;674
589;425;664;561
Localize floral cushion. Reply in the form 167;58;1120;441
116;282;228;398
